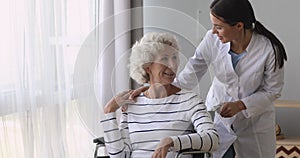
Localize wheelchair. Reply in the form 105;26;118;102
93;137;212;158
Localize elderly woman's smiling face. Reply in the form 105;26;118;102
146;46;179;85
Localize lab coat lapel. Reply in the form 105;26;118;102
219;43;239;100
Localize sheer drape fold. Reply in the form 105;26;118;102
0;0;95;157
0;0;137;157
97;0;131;109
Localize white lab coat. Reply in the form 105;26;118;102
176;30;284;158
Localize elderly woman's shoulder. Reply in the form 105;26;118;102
177;89;204;103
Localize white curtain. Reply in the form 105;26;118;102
64;0;137;156
97;0;132;107
0;0;139;157
0;0;100;158
72;0;134;140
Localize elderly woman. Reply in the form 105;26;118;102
100;32;219;158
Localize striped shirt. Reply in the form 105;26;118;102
100;89;219;158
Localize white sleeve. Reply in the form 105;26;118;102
170;96;219;152
100;112;131;158
175;31;212;91
241;48;284;118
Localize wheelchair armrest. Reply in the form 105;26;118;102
93;137;109;158
176;149;212;158
93;137;211;158
93;137;105;145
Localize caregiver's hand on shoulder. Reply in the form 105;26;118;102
220;100;246;117
104;90;135;114
121;86;149;112
129;86;149;100
152;137;174;158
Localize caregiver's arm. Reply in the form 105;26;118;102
175;31;213;90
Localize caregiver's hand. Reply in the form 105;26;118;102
129;86;149;100
104;90;135;114
121;86;149;112
220;101;246;117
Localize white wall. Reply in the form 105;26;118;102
144;0;300;136
250;0;300;137
143;0;211;98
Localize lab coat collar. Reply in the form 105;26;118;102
219;32;256;54
219;42;231;57
245;31;256;53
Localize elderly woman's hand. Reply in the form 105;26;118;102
151;137;174;158
103;90;135;114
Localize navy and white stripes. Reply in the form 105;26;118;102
100;89;219;158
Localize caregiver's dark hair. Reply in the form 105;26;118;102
210;0;287;71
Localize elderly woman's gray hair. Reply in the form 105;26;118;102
129;32;179;85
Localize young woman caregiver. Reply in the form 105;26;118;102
174;0;288;157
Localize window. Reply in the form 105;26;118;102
0;0;97;114
0;0;100;157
